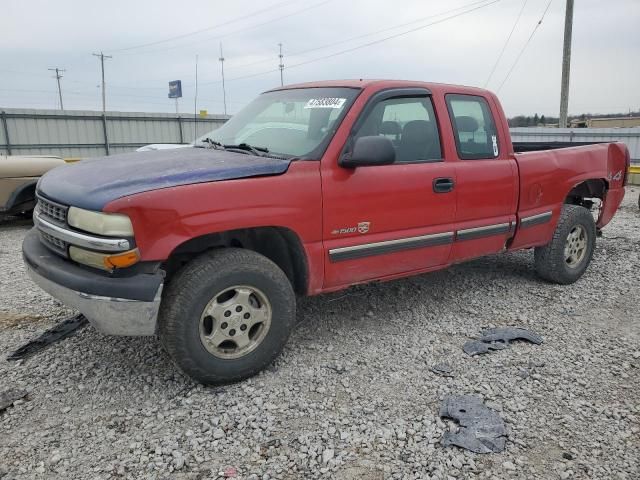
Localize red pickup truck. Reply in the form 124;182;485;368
23;80;629;384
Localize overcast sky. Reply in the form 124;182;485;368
2;0;638;117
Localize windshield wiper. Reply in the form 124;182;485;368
197;140;278;158
223;143;269;156
196;138;224;149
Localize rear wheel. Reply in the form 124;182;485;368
534;205;596;284
158;248;296;385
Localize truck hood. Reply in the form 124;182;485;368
37;147;292;211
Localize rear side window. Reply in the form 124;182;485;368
446;94;499;160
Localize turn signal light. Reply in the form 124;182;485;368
104;249;141;270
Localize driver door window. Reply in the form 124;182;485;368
355;96;442;163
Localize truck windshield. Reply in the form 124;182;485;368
196;87;360;158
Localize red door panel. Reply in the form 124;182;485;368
322;161;456;288
451;159;518;262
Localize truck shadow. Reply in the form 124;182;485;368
27;250;544;399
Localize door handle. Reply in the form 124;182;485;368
433;177;455;193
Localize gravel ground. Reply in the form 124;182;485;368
1;188;638;480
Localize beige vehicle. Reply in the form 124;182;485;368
0;154;66;216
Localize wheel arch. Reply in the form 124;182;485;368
162;226;309;295
564;178;608;206
2;179;38;213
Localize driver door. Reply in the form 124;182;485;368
321;89;457;289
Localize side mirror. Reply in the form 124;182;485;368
339;135;395;168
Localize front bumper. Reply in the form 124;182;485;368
23;228;163;335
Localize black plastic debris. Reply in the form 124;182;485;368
463;327;543;356
0;389;28;412
439;395;507;453
6;314;88;361
430;362;454;377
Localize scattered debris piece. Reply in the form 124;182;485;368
222;466;238;478
430;362;454;377
439;395;507;453
0;389;28;412
6;314;88;361
323;364;347;375
463;340;508;356
463;326;543;356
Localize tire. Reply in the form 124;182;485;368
158;248;296;385
534;205;596;284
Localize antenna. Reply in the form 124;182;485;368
194;54;199;142
278;43;284;86
219;43;227;115
92;52;112;112
48;67;65;110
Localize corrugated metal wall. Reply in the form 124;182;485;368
0;108;229;158
510;127;640;163
2;111;639;165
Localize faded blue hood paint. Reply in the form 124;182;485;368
37;147;292;210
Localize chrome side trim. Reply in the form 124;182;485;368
520;211;553;229
34;209;130;252
329;231;454;262
456;222;512;241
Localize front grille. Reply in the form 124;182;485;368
39;231;68;255
36;196;68;224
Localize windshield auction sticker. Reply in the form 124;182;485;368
304;98;347;109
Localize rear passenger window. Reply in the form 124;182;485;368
446;94;499;160
354;96;442;163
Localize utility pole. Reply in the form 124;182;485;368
219;43;227;115
48;67;65;110
278;43;284;86
558;0;574;128
194;55;199;142
92;52;112;112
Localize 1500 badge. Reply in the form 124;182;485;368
331;222;370;235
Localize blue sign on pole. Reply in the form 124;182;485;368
168;80;182;99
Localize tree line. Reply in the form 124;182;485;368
508;110;640;127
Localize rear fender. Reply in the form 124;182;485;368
597;143;628;228
509;142;627;250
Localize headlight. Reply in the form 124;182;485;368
67;207;134;237
69;246;140;271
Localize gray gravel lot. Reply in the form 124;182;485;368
1;188;639;480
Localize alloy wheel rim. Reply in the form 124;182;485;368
564;225;588;268
199;285;272;359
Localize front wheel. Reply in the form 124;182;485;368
534;205;596;284
158;248;296;385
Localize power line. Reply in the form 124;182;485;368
227;0;493;71
201;0;502;86
280;1;504;75
496;0;554;93
48;67;65;110
484;0;528;87
109;0;299;53
119;0;333;57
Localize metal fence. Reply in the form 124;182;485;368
0;108;230;158
510;127;640;163
2;111;639;166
